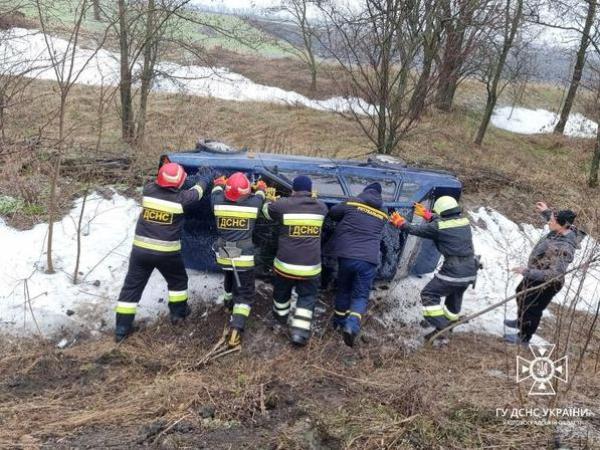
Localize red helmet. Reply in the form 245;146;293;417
157;163;187;189
225;172;251;202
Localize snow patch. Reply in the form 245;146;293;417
0;192;224;337
382;207;599;344
491;106;598;138
1;195;598;344
0;27;373;115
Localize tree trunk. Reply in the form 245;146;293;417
309;62;317;93
118;0;134;142
409;43;436;120
136;0;156;144
474;0;523;146
435;18;465;112
589;126;600;187
92;0;101;21
554;0;596;134
46;95;67;274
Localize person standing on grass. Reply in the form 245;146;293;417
504;202;578;345
325;182;395;347
262;175;329;347
115;163;209;342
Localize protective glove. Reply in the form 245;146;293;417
389;211;406;228
265;187;278;202
414;202;433;221
254;180;267;192
213;175;227;187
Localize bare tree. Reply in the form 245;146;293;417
92;0;101;21
408;0;444;120
474;0;524;145
553;0;597;134
435;0;498;111
35;0;110;273
266;0;321;92
319;0;435;154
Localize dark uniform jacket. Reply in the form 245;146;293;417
263;191;329;279
525;210;577;284
403;213;478;284
211;185;265;270
325;189;388;266
133;180;206;254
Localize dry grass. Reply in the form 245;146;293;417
2;301;597;448
2;74;600;231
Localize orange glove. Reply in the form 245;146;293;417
389;211;406;228
414;202;433;221
254;180;267;192
213;176;227;187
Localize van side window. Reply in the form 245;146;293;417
278;171;344;197
345;176;396;201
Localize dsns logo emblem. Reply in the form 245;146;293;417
516;345;568;396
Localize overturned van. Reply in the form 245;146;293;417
162;140;463;281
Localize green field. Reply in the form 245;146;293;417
18;0;295;57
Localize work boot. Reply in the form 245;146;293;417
331;314;346;332
170;304;191;325
419;319;433;329
504;318;519;329
115;325;134;343
342;323;358;348
503;333;529;347
272;310;288;326
227;327;242;349
290;327;310;347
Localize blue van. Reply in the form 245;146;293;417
162;140;462;281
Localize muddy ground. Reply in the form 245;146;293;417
2;284;599;449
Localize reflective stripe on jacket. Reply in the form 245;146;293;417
133;181;206;254
403;214;477;283
325;189;387;266
264;192;328;279
211;186;265;269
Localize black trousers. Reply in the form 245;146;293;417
421;276;468;330
273;274;319;332
116;248;188;329
224;269;256;331
516;279;562;341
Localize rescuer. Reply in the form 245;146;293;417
211;172;266;348
115;163;208;342
390;197;479;342
262;175;329;346
504;202;578;345
325;182;394;347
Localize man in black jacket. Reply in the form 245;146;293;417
326;182;390;347
211;172;266;348
115;163;209;342
504;202;578;345
392;196;478;340
262;175;329;346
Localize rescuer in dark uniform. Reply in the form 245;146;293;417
391;196;478;341
115;162;208;342
262;175;329;346
211;172;266;348
326;182;392;347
